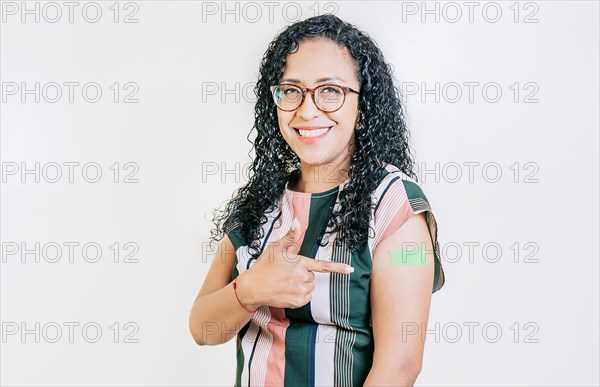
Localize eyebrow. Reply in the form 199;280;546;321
279;76;346;84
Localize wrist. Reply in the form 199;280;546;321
235;271;261;312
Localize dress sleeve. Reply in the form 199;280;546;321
222;217;244;280
372;177;446;293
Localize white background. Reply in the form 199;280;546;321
1;1;599;386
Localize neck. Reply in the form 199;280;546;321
292;159;351;193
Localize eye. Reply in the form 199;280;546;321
321;86;342;94
280;85;301;95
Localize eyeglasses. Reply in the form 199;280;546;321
270;83;359;113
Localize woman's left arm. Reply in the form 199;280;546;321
364;212;436;387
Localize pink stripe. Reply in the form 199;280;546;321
380;199;413;242
374;184;412;249
291;194;311;252
263;307;290;386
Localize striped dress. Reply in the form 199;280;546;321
226;163;445;387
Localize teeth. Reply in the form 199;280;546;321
298;127;330;137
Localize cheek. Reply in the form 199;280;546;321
275;113;285;135
276;112;294;142
333;107;359;130
277;111;293;128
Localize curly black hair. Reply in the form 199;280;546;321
209;13;418;257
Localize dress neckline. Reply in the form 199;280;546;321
284;177;350;198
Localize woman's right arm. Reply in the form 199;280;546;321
188;234;260;346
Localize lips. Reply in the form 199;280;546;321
294;126;332;135
298;127;330;137
292;126;333;144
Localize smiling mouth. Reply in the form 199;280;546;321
294;127;332;138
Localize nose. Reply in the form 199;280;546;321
295;91;321;119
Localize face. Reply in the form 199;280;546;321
275;38;360;174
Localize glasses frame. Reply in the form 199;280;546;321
270;83;360;113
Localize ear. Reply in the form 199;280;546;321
354;111;365;131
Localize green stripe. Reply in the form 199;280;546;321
401;180;445;292
331;240;352;386
235;336;244;387
283;322;316;386
331;239;374;386
349;242;374;385
300;190;337;257
227;228;246;251
402;179;430;204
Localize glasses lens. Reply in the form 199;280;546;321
274;85;302;111
316;85;344;112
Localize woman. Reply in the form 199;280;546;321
189;14;446;387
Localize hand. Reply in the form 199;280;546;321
236;218;354;310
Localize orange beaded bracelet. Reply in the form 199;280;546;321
232;276;258;313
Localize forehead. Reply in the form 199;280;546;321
281;38;358;86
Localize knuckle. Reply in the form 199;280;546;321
282;250;298;264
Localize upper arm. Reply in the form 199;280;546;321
370;212;435;376
195;233;238;300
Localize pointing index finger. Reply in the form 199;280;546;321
304;258;354;274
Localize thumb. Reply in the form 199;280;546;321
282;217;302;250
291;217;300;233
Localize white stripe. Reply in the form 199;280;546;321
314;323;337;386
311;231;335;324
369;180;408;252
235;245;253;274
248;306;273;386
